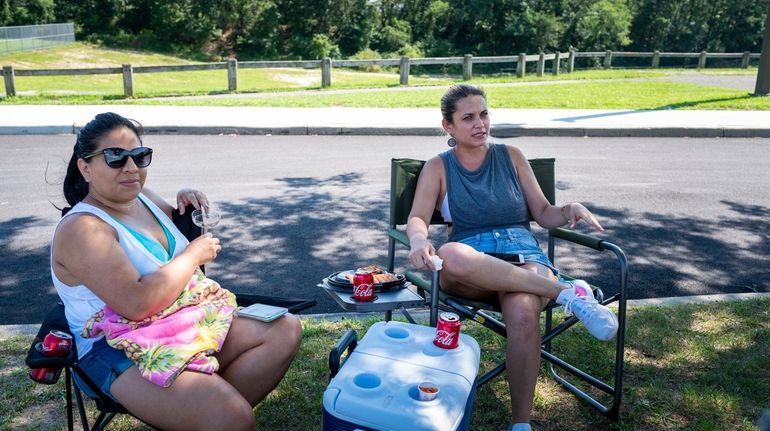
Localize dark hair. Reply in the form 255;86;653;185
62;112;144;209
440;84;487;123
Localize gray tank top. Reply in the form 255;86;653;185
440;143;529;242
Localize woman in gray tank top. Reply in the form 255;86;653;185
406;85;616;431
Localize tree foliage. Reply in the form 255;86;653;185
3;0;768;60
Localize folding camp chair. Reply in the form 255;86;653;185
386;157;629;420
26;205;316;431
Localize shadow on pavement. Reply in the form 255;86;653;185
2;177;769;324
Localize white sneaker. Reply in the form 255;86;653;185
508;423;532;431
560;280;618;341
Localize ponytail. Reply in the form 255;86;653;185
62;149;89;208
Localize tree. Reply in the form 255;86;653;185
756;2;770;95
562;0;632;51
628;0;769;52
328;0;375;56
1;0;55;26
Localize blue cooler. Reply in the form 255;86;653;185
323;321;480;431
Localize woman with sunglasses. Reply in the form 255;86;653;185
51;112;302;430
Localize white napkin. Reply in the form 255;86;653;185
431;255;443;271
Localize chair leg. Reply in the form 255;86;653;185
73;382;91;431
542;240;628;421
91;412;117;431
65;368;74;431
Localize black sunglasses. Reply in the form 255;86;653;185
82;147;153;169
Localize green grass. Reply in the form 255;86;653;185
2;299;768;430
0;39;68;54
0;42;768;110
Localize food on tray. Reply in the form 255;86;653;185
346;265;399;284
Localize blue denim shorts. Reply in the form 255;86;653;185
74;337;134;402
457;227;559;275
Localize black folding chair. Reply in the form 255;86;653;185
26;205;316;430
386;158;629;420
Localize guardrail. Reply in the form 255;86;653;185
2;49;761;98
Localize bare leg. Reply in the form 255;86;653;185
499;264;555;424
111;366;257;431
438;242;564;300
215;313;303;405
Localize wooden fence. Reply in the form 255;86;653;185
2;50;761;97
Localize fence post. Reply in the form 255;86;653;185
652;50;660;68
568;50;575;73
463;54;473;80
604;50;613;68
553;51;561;76
741;51;750;68
537;53;545;76
697;51;707;69
399;56;410;85
122;64;133;98
2;66;15;97
321;57;332;88
227;59;238;91
517;53;526;78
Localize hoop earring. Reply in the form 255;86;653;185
447;137;457;147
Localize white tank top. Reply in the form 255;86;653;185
50;194;189;358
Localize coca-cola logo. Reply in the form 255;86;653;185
434;330;457;346
354;283;374;298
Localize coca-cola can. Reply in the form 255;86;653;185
434;312;461;349
28;342;63;384
42;330;73;357
352;270;375;302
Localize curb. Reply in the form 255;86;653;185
3;292;769;340
4;125;770;138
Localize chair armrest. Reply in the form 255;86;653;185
26;303;78;369
235;294;317;314
388;228;410;247
26;343;77;368
549;227;603;250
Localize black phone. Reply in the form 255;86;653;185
486;252;525;264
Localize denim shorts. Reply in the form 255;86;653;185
457;227;559;275
74;337;134;402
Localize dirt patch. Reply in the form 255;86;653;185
270;72;318;87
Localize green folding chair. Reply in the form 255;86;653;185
386;157;629;420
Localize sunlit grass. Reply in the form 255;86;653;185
2;298;768;430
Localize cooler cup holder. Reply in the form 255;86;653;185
353;373;381;390
408;384;439;403
421;342;447;357
383;326;411;342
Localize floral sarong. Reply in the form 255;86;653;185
83;270;237;387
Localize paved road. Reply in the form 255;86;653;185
1;134;769;324
664;74;757;91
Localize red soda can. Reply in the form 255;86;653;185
42;330;73;357
352;270;375;302
28;342;63;384
434;312;461;349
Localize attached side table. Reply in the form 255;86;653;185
319;279;426;321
